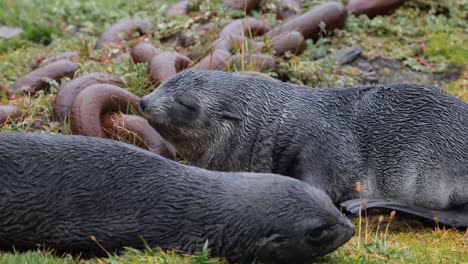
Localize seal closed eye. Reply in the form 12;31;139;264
220;110;242;121
141;70;468;227
174;97;198;111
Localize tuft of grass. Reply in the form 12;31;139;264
21;23;59;45
0;250;79;264
98;245;223;264
322;215;468;264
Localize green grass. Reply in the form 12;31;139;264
0;251;78;264
0;0;467;263
1;216;466;264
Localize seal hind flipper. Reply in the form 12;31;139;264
340;199;468;228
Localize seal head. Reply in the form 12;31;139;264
225;176;355;263
140;70;264;167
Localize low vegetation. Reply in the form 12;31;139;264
0;0;466;263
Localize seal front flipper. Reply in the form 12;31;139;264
340;198;468;228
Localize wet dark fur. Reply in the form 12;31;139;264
0;132;354;264
141;70;468;227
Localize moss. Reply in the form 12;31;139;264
21;23;59;45
0;38;32;53
426;32;468;66
0;251;79;264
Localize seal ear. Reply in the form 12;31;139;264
220;111;242;121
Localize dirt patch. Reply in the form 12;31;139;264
347;56;463;86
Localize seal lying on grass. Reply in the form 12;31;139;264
0;132;354;264
140;70;468;227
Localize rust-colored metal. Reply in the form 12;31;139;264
276;0;302;20
54;72;127;120
192;49;232;71
166;0;190;17
213;35;246;52
266;2;347;40
195;22;214;35
130;42;162;64
220;17;271;39
148;52;192;85
223;0;261;13
231;53;277;71
210;18;270;58
270;30;306;56
213;35;265;53
69;84;141;138
346;0;410;18
0;105;22;124
102;113;177;160
11;59;79;96
95;19;153;49
31;51;79;69
46;51;79;61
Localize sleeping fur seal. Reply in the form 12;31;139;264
140;70;468;227
0;132;354;264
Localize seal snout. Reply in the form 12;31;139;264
139;95;160;117
339;219;356;242
328;219;355;253
139;97;161;125
139;99;148;111
347;224;355;237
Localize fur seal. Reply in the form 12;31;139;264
140;70;468;227
0;132;354;263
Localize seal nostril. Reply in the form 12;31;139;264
140;100;147;111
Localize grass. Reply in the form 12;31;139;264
0;0;467;263
1;216;466;264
